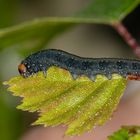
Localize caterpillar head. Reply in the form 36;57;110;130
18;63;30;78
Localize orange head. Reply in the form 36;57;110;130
18;63;27;76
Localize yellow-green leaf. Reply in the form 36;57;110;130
4;66;127;135
108;126;140;140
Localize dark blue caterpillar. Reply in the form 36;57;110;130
18;49;140;81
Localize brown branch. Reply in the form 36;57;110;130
113;22;140;58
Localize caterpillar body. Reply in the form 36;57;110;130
18;49;140;81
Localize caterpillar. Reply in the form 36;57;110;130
18;49;140;81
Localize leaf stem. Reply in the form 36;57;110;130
113;22;140;58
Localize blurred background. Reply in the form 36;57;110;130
0;0;140;140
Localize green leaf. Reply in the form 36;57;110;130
108;126;140;140
78;0;140;23
0;19;73;50
0;0;139;51
129;135;140;140
4;66;127;135
108;129;129;140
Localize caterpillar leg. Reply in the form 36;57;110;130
127;75;140;80
43;70;47;78
71;73;79;80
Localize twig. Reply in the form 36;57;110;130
113;22;140;58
